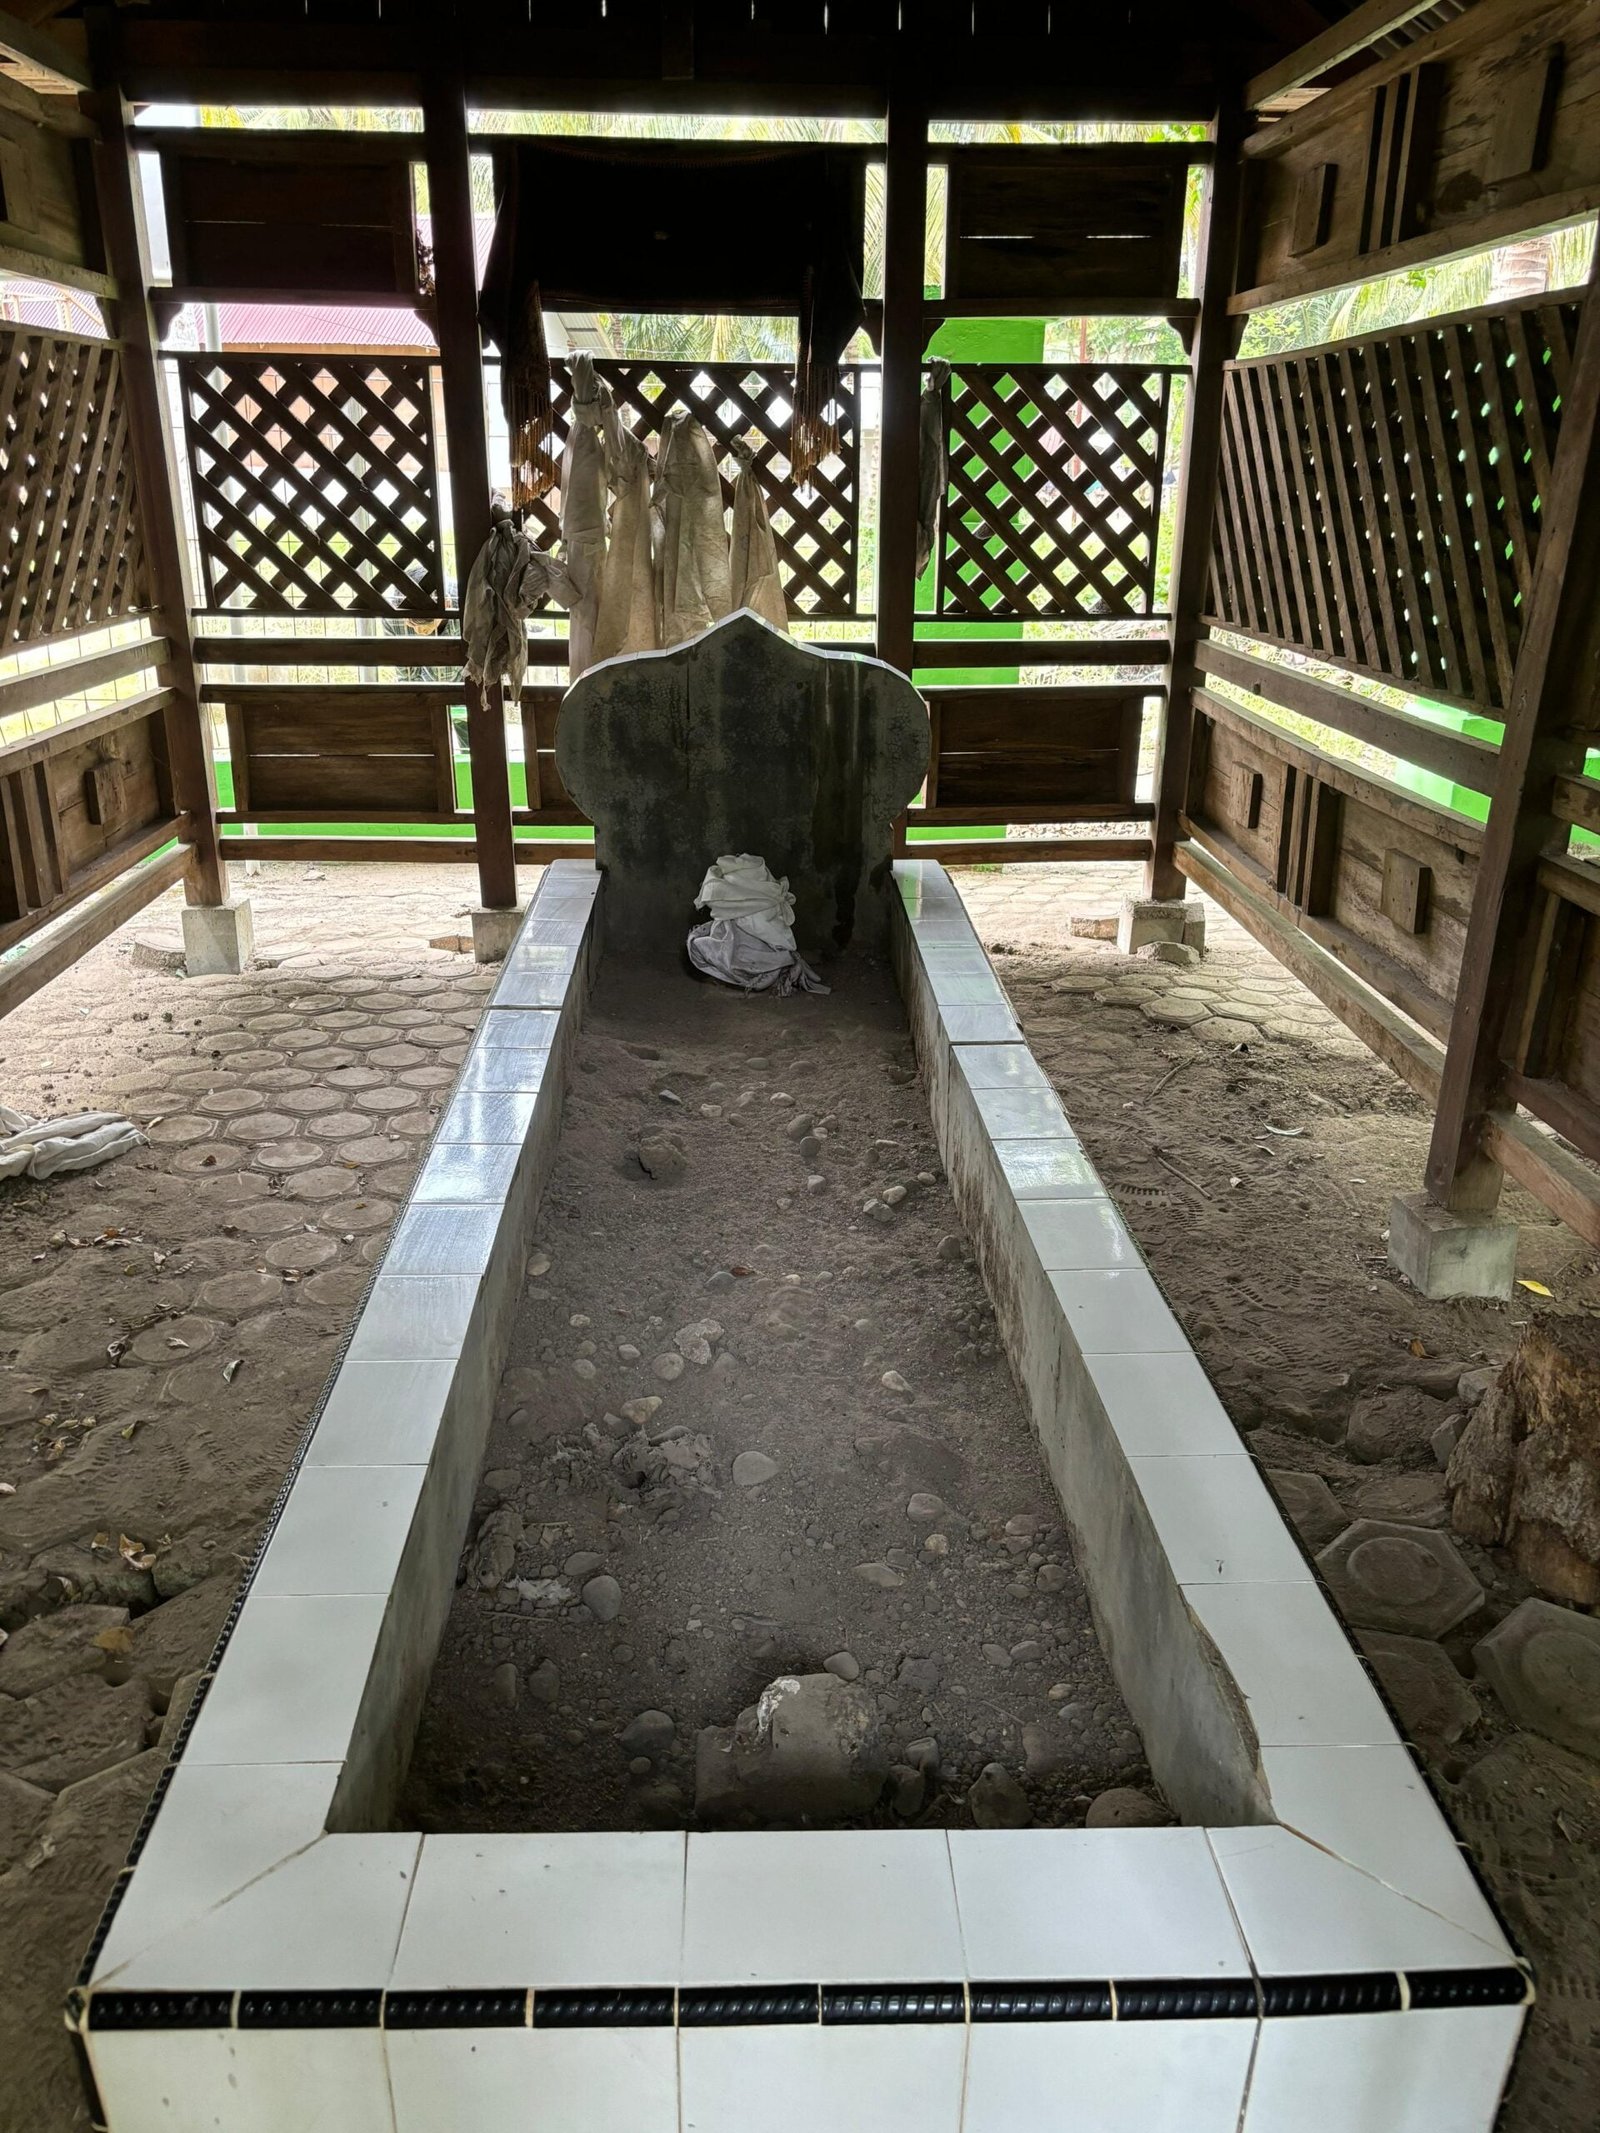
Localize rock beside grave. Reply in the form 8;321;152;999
0;1605;128;1701
695;1674;888;1822
1085;1786;1168;1829
969;1762;1031;1829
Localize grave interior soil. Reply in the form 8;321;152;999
398;950;1150;1834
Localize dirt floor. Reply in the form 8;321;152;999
0;855;1597;2131
399;955;1145;1837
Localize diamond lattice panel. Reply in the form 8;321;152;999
176;353;446;616
934;363;1175;621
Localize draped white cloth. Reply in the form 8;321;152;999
655;411;733;649
462;513;579;697
559;353;609;678
0;1105;142;1181
591;380;658;666
728;438;788;633
687;853;827;996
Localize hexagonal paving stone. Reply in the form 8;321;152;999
1142;1000;1209;1027
326;1066;387;1092
200;1170;272;1204
297;1047;359;1071
1358;1629;1481;1744
1193;1018;1260;1046
171;1142;243;1176
228;1203;317;1238
368;1043;428;1069
197;1089;265;1118
275;1088;346;1116
338;1135;404;1166
198;1270;285;1317
361;1086;422;1114
130;1315;222;1365
225;1111;301;1143
283;1167;355;1201
399;1066;457;1091
367;1163;420;1197
1266;1469;1346;1552
145;1116;215;1146
253;1068;317;1092
324;1198;397;1233
1475;1598;1600;1760
249;1141;323;1172
1317;1520;1483;1638
265;1233;340;1274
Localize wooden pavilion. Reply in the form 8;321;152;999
2;0;1599;1276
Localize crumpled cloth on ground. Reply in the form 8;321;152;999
462;508;581;696
687;854;828;997
0;1104;143;1181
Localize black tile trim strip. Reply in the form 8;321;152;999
534;1989;675;2028
386;1990;530;2029
1405;1966;1534;2011
1260;1973;1402;2018
238;1990;383;2029
969;1982;1115;2022
1115;1979;1259;2020
822;1985;965;2023
88;1991;235;2032
679;1987;819;2026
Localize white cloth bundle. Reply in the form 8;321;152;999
687;854;828;997
0;1104;143;1181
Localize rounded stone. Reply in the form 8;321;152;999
1474;1597;1600;1760
265;1234;340;1274
1358;1629;1480;1744
583;1574;623;1624
1266;1469;1346;1552
1317;1520;1483;1638
732;1450;778;1488
1085;1786;1168;1829
197;1270;284;1316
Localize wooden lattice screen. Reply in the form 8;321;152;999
175;352;446;616
517;359;863;620
932;363;1177;622
1207;293;1585;714
0;330;150;649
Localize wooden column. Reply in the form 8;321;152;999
876;77;928;684
1146;98;1244;903
84;9;225;908
1425;255;1600;1212
422;64;518;913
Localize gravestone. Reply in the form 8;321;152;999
554;609;928;955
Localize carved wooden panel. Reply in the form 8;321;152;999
0;331;150;649
175;354;446;617
1208;294;1583;712
518;360;862;620
934;364;1175;621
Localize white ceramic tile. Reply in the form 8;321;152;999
1130;1457;1311;1585
97;1832;419;1991
1241;2005;1523;2133
477;1006;561;1048
306;1359;456;1467
455;1045;553;1095
682;1831;963;1985
1260;1745;1510;1949
435;1092;539;1145
953;1043;1051;1091
411;1143;522;1206
916;938;996;970
1025;1202;1144;1273
90;2028;394;2133
1047;1268;1189;1353
92;1762;339;1984
252;1466;426;1597
1182;1583;1397;1748
963;2019;1254;2133
928;965;1010;1007
346;1274;481;1360
949;1828;1248;1979
1210;1826;1514;1975
493;965;575;1009
938;1000;1021;1044
391;1834;686;1989
383;1205;503;1280
388;2028;677;2133
681;2025;965;2133
972;1084;1074;1138
182;1593;387;1766
997;1140;1103;1201
1085;1351;1244;1457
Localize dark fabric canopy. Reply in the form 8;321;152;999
479;140;865;506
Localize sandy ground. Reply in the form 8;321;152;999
0;855;1595;2130
400;955;1145;1836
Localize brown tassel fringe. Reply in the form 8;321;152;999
507;279;555;510
791;263;841;491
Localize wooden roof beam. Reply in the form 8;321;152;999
0;5;90;93
1245;0;1444;109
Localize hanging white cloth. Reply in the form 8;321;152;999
462;510;579;697
591;382;658;666
728;438;788;633
916;357;951;581
655;410;733;649
687;854;828;996
0;1104;143;1181
560;352;609;678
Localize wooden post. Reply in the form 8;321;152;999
84;8;225;908
877;76;927;684
422;62;518;913
1146;97;1245;904
1425;254;1600;1212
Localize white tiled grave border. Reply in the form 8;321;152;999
69;858;1530;2133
